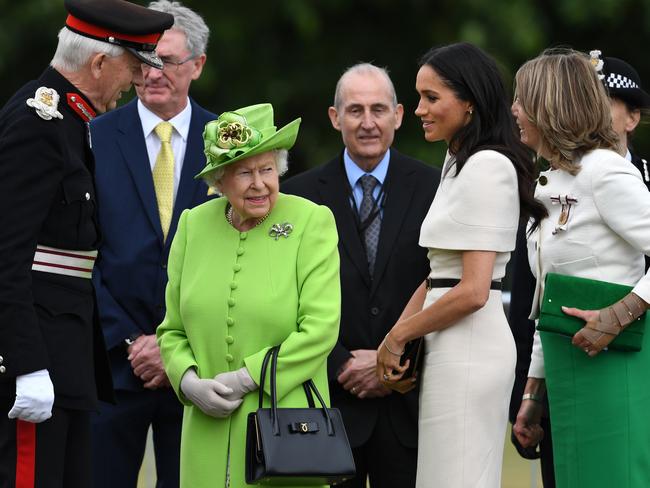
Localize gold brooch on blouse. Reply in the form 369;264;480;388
550;194;578;234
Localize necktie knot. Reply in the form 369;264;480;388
154;121;173;144
360;174;379;198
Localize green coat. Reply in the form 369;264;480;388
157;193;341;488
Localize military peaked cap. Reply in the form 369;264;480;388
64;0;174;69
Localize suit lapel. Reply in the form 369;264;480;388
116;101;163;241
370;150;418;296
318;155;371;287
169;100;210;243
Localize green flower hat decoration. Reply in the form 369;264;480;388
196;103;301;179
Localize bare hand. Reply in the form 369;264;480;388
562;306;602;357
376;335;409;386
513;400;544;448
127;334;170;389
337;350;392;399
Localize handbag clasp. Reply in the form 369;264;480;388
289;421;319;434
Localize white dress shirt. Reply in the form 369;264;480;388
137;99;192;200
343;148;390;217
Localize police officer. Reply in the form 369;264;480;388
0;1;173;486
601;55;650;191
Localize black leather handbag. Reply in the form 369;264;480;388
245;346;356;486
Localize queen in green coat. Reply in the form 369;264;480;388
157;104;341;488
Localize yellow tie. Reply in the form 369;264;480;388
153;121;175;242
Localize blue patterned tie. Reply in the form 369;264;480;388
359;174;381;276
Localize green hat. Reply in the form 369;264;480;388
196;103;301;179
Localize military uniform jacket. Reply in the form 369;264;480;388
0;67;112;410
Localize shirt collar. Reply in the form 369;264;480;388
137;98;192;142
625;149;632;162
343;149;391;189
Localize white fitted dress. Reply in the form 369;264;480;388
416;151;519;488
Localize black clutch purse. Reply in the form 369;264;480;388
399;338;424;380
245;346;356;485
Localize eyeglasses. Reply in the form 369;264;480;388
142;54;197;72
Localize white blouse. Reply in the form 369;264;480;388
420;150;519;250
527;149;650;377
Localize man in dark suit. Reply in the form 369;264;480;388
89;2;215;486
283;63;440;488
0;1;172;487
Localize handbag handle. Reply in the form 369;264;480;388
257;345;335;436
257;346;316;408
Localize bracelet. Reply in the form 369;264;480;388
522;393;543;403
383;333;405;356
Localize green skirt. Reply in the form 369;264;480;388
541;330;650;488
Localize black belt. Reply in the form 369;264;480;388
426;278;502;290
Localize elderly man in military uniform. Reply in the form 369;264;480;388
0;1;173;486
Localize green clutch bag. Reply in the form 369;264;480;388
538;272;646;351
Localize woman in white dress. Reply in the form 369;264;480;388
376;42;546;488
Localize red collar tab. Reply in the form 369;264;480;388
65;14;162;46
66;93;96;122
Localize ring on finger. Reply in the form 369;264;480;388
382;373;389;381
351;386;357;394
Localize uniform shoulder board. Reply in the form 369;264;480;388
26;87;64;121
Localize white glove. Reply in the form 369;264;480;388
214;367;258;401
180;368;242;418
8;369;55;423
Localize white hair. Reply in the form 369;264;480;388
333;62;398;109
203;150;289;196
148;1;209;55
51;27;124;72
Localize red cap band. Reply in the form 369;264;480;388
65;14;161;45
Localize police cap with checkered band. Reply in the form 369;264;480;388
602;57;650;110
64;0;174;69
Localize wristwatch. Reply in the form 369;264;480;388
124;333;142;346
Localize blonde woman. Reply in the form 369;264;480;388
512;49;650;487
